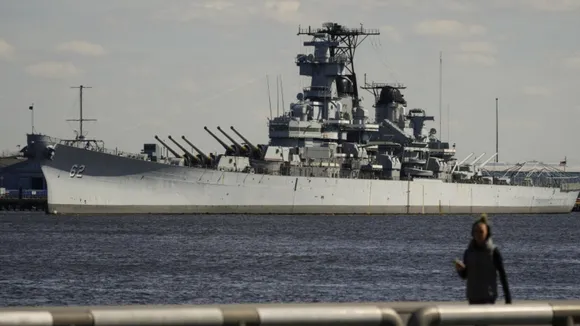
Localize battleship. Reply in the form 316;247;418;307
32;22;580;215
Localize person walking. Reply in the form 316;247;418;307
455;213;512;304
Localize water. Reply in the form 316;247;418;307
1;212;579;306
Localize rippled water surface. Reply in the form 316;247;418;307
1;212;579;306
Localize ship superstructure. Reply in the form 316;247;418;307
161;22;479;184
33;22;580;214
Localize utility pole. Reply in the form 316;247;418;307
439;51;443;140
447;103;450;142
495;97;499;163
67;85;96;140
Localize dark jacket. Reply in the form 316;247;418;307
458;237;512;304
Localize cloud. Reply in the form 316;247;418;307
455;53;496;66
455;41;497;66
332;0;411;10
498;0;580;11
564;55;580;69
459;41;497;54
380;26;402;42
353;0;477;11
414;20;486;37
440;0;479;12
174;78;200;93
56;41;107;56
0;39;14;59
529;0;580;11
522;86;553;96
204;0;235;11
25;62;83;79
154;0;301;25
263;0;301;23
127;64;155;77
153;1;245;23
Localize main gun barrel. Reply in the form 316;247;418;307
204;126;235;154
181;135;212;164
230;126;262;156
217;126;247;155
154;135;181;158
167;135;200;165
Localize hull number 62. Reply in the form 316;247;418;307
70;164;86;178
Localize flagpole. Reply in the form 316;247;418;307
29;103;34;134
495;97;499;163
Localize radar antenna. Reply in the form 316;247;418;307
297;22;379;106
67;85;96;141
361;72;407;101
62;85;103;150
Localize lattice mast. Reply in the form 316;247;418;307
297;22;379;108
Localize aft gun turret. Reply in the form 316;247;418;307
450;152;474;174
181;136;213;165
167;135;200;166
204;126;236;155
230;126;263;159
154;135;181;158
217;126;249;156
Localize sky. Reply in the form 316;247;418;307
0;0;579;165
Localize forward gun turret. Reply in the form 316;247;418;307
154;135;181;158
167;135;200;166
181;136;213;165
230;126;263;159
217;126;249;156
204;126;236;155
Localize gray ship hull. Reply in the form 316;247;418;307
41;144;579;215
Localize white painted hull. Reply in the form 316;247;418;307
41;145;579;215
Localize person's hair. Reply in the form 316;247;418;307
471;213;491;239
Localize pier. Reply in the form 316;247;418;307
1;301;579;326
0;188;47;211
573;198;580;212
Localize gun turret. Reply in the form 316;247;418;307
167;135;200;166
204;126;236;155
154;135;181;158
450;152;474;174
181;136;213;165
217;126;248;156
230;126;263;159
